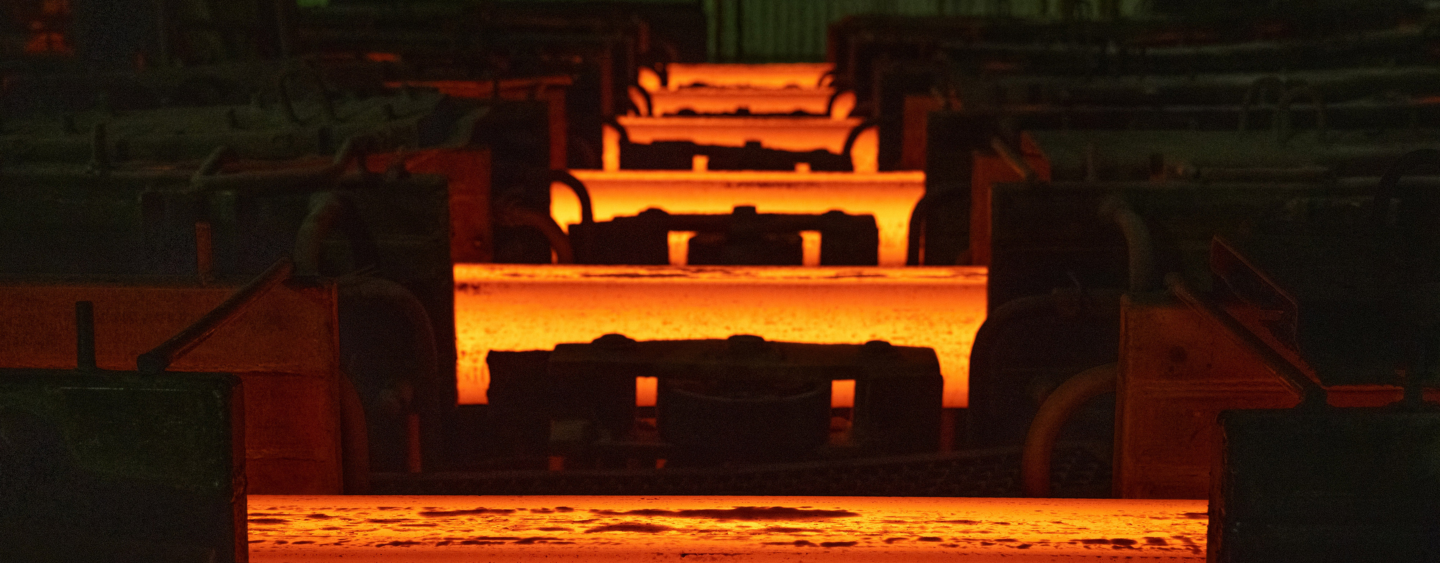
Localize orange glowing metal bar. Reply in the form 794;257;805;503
665;63;835;90
554;170;924;266
454;265;985;408
647;88;835;116
249;495;1208;561
618;116;864;154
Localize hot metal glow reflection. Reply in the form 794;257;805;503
663;63;835;90
618;116;863;154
454;265;986;408
248;495;1208;561
553;170;923;267
647;88;834;116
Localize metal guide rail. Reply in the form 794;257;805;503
0;269;350;495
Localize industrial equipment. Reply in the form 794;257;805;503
0;302;246;562
488;335;941;469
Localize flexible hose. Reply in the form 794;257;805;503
338;371;371;494
1099;196;1157;292
966;289;1123;446
293;191;383;277
1021;363;1117;497
502;206;575;264
549;170;595;225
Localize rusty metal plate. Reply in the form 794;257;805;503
0;279;343;494
1115;293;1440;499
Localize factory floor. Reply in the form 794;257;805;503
248;495;1206;561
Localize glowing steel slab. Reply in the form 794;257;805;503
248;495;1207;561
647;88;834;116
554;170;925;267
664;63;834;90
454;265;985;408
618;116;863;154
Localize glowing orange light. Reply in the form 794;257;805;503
553;170;925;266
365;52;401;63
618;116;865;154
664;63;834;90
454;265;986;408
647;88;835;116
248;495;1208;561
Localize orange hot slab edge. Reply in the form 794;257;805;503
618;116;864;154
455;265;986;408
665;63;835;90
248;495;1208;561
554;170;924;267
647;88;835;116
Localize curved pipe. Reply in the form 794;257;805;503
293;191;383;277
906;189;969;266
191;145;237;182
337;276;440;479
1165;273;1326;405
502;206;575;264
825;89;856;118
338;370;371;494
1099;196;1157;292
841;118;881;157
339;276;441;391
1021;363;1117;497
1238;76;1286;132
966;289;1123;446
190;134;370;194
1371;148;1440;230
1276;83;1327;144
990;137;1039;184
549;170;595;225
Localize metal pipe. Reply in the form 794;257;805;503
192;145;236;181
906;189;968;266
293;192;382;277
75;301;96;372
1021;363;1117;497
503;206;575;264
137;257;294;374
189;135;367;194
906;194;933;266
338;371;371;494
337;276;439;476
1164;273;1326;405
549;170;595;225
842;119;881;158
966;289;1123;446
990;137;1038;184
1099;196;1157;292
